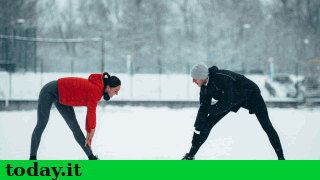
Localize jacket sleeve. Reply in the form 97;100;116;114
207;76;235;115
85;114;90;133
194;86;212;131
85;93;98;133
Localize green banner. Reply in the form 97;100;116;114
0;160;318;180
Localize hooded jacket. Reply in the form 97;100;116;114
194;66;261;130
58;74;103;133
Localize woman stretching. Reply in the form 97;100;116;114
29;72;121;160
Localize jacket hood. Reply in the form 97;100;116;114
88;74;104;91
208;66;219;75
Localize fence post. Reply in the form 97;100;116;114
13;29;16;66
269;58;274;81
7;72;11;109
4;27;10;108
101;35;105;72
158;58;162;100
186;62;190;100
41;57;43;87
207;52;211;65
34;29;37;73
25;29;28;71
4;27;8;63
71;60;74;74
127;55;133;98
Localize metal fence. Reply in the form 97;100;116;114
0;27;36;72
0;28;104;73
1;31;320;110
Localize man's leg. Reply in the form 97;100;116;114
255;108;285;160
185;111;230;159
250;93;285;160
54;101;93;158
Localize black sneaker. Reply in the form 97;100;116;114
29;156;37;160
278;157;285;160
88;154;100;160
182;153;194;160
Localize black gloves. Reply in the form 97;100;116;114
195;125;205;133
194;104;209;132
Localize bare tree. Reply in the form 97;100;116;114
271;0;320;75
0;0;38;29
150;0;169;73
78;0;113;35
197;0;217;65
54;0;81;56
174;0;197;42
115;0;158;73
36;0;60;37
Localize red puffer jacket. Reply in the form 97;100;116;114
57;74;103;133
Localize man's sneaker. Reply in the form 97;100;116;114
182;153;194;160
278;157;285;160
88;154;100;160
29;156;37;160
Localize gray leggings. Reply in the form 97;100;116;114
30;80;92;157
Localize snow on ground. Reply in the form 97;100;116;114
1;106;319;160
0;72;293;101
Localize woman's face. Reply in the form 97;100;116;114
105;85;121;98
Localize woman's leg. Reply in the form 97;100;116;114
54;101;93;157
30;81;59;158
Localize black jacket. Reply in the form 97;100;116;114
194;66;261;130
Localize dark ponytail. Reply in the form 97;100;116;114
102;72;121;88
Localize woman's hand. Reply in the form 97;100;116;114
84;129;95;151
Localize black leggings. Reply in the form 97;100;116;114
30;80;92;157
189;109;284;159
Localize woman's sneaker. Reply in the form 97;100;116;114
88;154;100;160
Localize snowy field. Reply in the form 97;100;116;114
1;106;319;160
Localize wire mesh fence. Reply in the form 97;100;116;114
1;32;320;109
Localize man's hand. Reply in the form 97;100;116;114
84;129;95;151
195;124;205;132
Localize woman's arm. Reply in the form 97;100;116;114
85;93;99;151
84;128;95;151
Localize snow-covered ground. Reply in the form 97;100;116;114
0;72;299;102
1;106;319;160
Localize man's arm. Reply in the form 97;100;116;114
194;86;212;131
207;76;235;115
